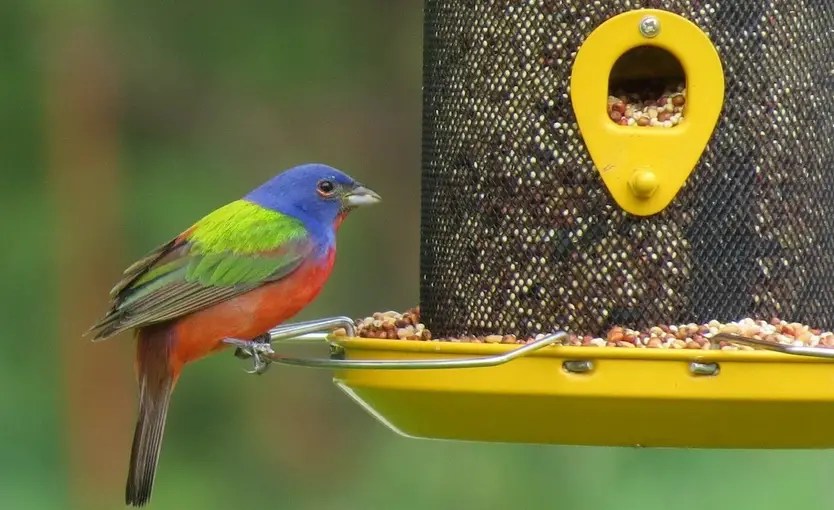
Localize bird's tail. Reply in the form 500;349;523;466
126;327;178;507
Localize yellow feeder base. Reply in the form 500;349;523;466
331;338;834;449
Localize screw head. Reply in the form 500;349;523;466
639;15;661;38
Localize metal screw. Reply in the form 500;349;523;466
563;359;594;373
639;15;661;38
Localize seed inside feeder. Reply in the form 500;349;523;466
607;45;686;128
340;308;834;352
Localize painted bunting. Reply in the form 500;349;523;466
87;163;381;507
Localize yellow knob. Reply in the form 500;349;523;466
629;169;659;199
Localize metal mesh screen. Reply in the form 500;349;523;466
419;0;834;339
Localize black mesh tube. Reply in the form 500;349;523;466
419;0;834;339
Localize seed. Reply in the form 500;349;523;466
397;327;412;339
350;310;834;352
606;82;685;128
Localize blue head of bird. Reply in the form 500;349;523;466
245;163;382;233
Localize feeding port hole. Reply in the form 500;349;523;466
607;45;686;128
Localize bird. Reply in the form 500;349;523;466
86;163;381;507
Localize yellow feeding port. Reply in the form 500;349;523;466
331;337;834;449
570;9;725;217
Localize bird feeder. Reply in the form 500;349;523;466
249;2;834;449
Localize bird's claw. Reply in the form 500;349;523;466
224;335;274;375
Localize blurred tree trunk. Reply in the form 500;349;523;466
41;7;134;510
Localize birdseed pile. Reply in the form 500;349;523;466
334;308;834;351
608;84;685;127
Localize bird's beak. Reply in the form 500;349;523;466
343;184;382;208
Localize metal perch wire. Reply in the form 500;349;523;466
710;333;834;360
227;315;834;376
232;315;568;373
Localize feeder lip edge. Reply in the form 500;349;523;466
332;337;834;364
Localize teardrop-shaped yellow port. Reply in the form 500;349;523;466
570;9;725;216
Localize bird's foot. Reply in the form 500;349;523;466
224;333;274;375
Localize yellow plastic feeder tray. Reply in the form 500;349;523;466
256;320;834;450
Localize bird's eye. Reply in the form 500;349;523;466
316;179;336;196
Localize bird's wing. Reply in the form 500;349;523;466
88;200;315;340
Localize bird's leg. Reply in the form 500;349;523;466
231;333;272;359
224;333;274;375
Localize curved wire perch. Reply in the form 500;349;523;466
711;333;834;360
267;316;356;342
230;316;359;374
261;325;569;370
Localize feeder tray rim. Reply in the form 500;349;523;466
253;316;834;371
332;335;834;364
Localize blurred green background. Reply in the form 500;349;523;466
4;1;834;509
